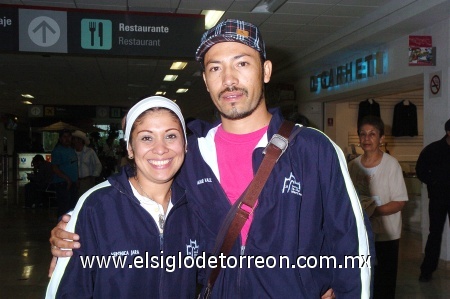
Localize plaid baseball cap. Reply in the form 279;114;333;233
195;19;266;62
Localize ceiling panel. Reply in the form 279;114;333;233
76;0;125;5
258;22;300;33
178;0;233;11
309;15;357;27
328;5;380;17
0;0;447;124
265;13;314;25
276;3;333;15
228;0;260;12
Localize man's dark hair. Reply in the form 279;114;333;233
58;129;72;138
33;154;45;162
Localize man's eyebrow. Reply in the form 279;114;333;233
205;53;251;65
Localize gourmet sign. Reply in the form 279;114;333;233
310;51;385;93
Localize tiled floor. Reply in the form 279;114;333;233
1;181;449;298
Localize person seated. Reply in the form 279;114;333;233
24;154;53;208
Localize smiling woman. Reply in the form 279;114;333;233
46;96;202;299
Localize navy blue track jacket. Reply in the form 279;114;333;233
178;109;373;298
47;165;203;298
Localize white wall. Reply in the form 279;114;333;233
296;17;450;262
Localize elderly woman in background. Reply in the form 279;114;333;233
348;115;408;299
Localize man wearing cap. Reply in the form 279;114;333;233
49;19;372;298
181;19;372;298
416;118;450;282
51;130;79;218
72;130;102;196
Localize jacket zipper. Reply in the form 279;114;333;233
118;187;187;299
158;198;186;298
159;233;164;298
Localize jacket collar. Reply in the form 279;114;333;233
108;165;187;206
187;107;285;140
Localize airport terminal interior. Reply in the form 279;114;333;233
1;0;450;298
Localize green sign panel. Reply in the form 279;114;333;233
80;19;112;50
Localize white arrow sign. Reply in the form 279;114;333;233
28;16;60;47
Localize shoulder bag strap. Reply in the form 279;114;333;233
204;120;301;298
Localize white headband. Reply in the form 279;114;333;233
123;96;187;149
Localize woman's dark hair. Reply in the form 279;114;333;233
126;107;185;145
125;107;185;172
358;115;385;136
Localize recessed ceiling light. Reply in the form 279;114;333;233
252;0;287;13
201;10;225;29
176;88;189;93
22;100;33;105
170;62;188;70
163;75;178;81
155;91;166;95
21;94;34;99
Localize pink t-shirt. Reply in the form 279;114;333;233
215;125;268;245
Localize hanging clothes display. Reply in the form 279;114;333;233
392;100;418;137
358;99;381;126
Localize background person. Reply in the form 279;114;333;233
46;96;202;298
416;118;450;282
117;137;129;169
24;154;53;208
51;130;79;218
71;130;102;196
101;134;118;177
348;115;408;299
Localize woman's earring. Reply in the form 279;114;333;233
128;155;134;160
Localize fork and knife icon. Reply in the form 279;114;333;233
88;21;104;46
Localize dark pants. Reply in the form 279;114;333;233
54;181;78;218
373;239;399;299
24;181;46;207
420;200;450;276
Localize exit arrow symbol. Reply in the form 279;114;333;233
32;21;56;44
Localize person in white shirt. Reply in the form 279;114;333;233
72;130;102;196
348;115;408;299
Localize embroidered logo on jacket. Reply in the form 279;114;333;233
110;249;140;256
197;178;212;185
282;172;302;196
186;239;199;258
